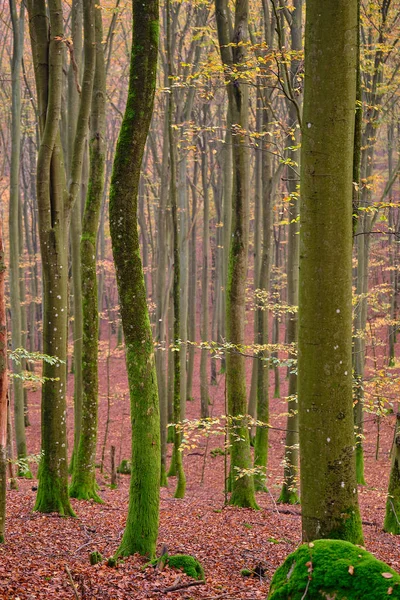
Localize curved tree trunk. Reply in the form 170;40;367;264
109;0;160;558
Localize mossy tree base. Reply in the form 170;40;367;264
384;441;400;534
160;466;168;488
69;480;103;504
167;446;177;477
277;486;300;505
268;539;400;599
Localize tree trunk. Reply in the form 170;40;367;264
27;0;95;516
109;0;160;558
0;222;8;542
216;0;257;509
68;0;83;475
298;0;363;543
200;122;210;418
278;0;302;505
384;412;400;534
9;0;30;477
166;0;186;498
70;2;106;502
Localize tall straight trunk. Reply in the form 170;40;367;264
27;0;95;515
186;161;198;401
388;124;397;367
0;223;8;542
253;122;274;492
68;0;83;474
70;3;106;502
216;0;257;509
353;0;386;484
248;86;262;423
155;92;170;487
18;194;30;428
272;231;281;399
9;0;30;477
278;0;302;505
166;0;186;498
298;0;363;543
109;0;160;558
200;123;210;418
221;111;232;351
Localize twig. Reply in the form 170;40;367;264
158;579;206;593
301;577;311;600
65;565;80;600
74;540;93;554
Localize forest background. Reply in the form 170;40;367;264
0;0;400;597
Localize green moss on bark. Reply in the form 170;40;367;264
109;0;160;559
384;416;400;534
298;0;362;543
268;539;400;599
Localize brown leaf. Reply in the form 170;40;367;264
382;573;394;579
348;565;354;575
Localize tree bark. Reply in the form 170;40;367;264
216;0;258;509
0;222;8;542
298;0;363;543
109;0;160;557
9;0;30;477
70;2;106;502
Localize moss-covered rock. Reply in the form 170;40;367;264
167;554;204;580
268;539;400;599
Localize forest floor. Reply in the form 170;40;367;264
0;328;399;599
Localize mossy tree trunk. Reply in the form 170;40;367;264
109;0;160;558
166;0;186;498
68;0;83;474
9;0;31;477
26;0;95;516
298;0;363;543
384;411;400;534
278;0;302;505
0;224;8;542
70;2;106;502
216;0;257;509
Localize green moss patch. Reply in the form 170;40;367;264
268;539;400;599
151;553;204;580
116;459;131;475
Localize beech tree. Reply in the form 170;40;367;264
26;0;95;515
70;2;106;502
298;0;363;542
216;0;258;509
109;0;160;557
0;223;7;542
9;0;30;478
